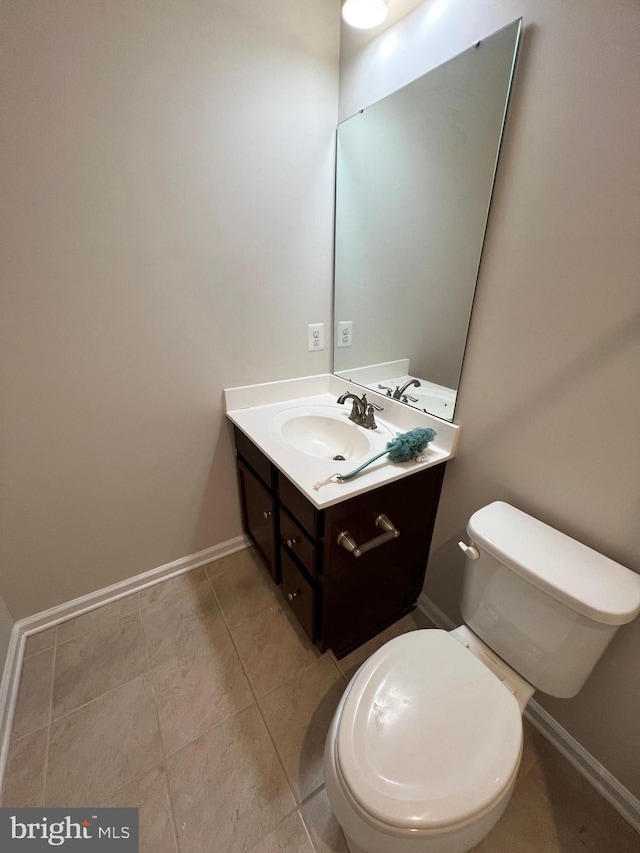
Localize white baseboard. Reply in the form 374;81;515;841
0;624;26;798
0;535;250;792
417;593;640;833
524;701;640;834
19;536;249;637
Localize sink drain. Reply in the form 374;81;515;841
333;455;346;461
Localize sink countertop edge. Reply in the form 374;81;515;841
224;375;461;510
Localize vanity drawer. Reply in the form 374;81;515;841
234;426;275;489
279;476;319;539
281;550;315;642
281;509;316;577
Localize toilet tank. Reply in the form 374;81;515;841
460;502;640;698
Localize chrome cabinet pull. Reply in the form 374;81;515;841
286;538;298;548
337;514;400;558
262;510;272;519
287;591;299;601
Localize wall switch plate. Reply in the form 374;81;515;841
337;320;353;348
307;323;325;352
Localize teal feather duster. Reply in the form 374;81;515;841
313;427;436;489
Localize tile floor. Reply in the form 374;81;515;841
3;547;639;852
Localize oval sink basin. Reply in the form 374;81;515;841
279;414;371;460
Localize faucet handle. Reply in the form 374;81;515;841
377;384;393;397
368;401;384;411
363;403;381;429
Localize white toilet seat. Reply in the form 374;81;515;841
334;630;523;834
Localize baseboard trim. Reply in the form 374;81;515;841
0;624;26;795
417;593;640;833
19;536;249;637
0;535;250;792
524;701;640;833
417;591;457;630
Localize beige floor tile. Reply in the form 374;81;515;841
167;704;295;853
23;627;56;658
139;572;229;669
210;551;279;628
8;560;634;853
248;811;314;853
1;727;48;807
230;603;321;699
477;772;591;853
96;765;178;853
46;674;162;807
56;595;139;644
300;786;349;853
334;612;423;681
52;611;148;719
575;804;640;853
517;718;543;785
137;567;209;610
526;730;640;853
149;630;253;756
260;656;345;802
205;547;260;582
12;647;54;740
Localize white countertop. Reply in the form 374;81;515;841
225;374;461;510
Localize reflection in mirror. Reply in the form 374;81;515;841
333;19;521;421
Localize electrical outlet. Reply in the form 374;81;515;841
337;320;353;348
307;323;325;352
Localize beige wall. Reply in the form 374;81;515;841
339;0;640;799
0;0;339;618
0;597;13;679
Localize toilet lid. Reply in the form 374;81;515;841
336;630;522;831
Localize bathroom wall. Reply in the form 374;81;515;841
340;0;640;799
0;0;339;618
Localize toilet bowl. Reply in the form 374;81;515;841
324;629;531;853
324;501;640;853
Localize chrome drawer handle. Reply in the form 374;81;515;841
262;510;272;519
337;514;400;558
286;538;298;548
287;591;299;601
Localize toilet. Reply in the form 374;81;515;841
324;501;640;853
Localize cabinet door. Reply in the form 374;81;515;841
237;458;279;583
322;465;445;657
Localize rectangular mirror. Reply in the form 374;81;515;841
333;19;521;421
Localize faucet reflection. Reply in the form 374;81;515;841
377;378;421;402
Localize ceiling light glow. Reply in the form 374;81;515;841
342;0;388;29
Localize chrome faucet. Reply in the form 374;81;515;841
337;392;383;429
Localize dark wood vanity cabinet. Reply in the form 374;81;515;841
236;458;278;583
233;426;445;658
